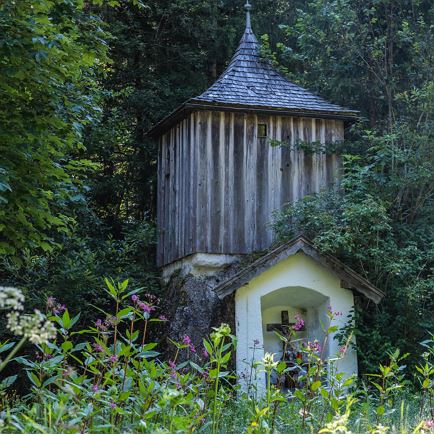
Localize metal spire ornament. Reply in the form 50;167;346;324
244;0;252;30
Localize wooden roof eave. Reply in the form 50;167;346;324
146;102;192;138
214;235;385;304
146;99;359;138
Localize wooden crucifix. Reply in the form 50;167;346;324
267;311;306;378
266;310;292;333
266;310;305;333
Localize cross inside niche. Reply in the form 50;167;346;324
266;310;305;334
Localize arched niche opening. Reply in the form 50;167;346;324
261;286;329;362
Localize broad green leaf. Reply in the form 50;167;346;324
311;380;321;391
376;405;385;416
27;371;42;388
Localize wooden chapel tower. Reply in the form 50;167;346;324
149;1;357;271
148;2;361;347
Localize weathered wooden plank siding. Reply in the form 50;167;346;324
156;136;164;265
256;114;269;250
233;113;245;252
197;112;208;252
222;113;233;252
157;111;344;266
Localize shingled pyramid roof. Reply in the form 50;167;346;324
191;26;355;115
148;3;357;137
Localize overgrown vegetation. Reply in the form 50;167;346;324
0;0;108;261
0;284;432;433
273;27;433;373
0;0;433;421
273;90;433;372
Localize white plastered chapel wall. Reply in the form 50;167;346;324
235;252;357;392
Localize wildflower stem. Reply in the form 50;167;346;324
211;337;225;434
141;319;148;347
0;336;26;373
173;347;179;364
113;299;120;356
248;343;257;396
121;317;135;392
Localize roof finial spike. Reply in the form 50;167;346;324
244;0;252;30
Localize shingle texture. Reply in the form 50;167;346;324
192;26;355;115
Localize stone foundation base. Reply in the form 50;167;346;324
161;260;239;362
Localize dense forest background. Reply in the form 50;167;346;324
0;0;433;376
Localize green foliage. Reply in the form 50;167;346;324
270;0;433;374
0;283;432;433
276;0;433;129
0;0;109;262
0;0;433;407
0;0;301;331
273;86;434;374
1;212;157;330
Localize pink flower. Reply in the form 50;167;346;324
92;343;104;353
182;335;192;346
105;316;117;328
309;340;321;353
293;314;305;331
109;402;116;409
108;355;118;363
159;315;168;321
190;344;196;353
53;304;66;315
305;340;321;353
95;318;108;332
92;384;98;393
139;302;154;313
168;360;176;369
131;294;139;303
327;306;343;317
424;420;434;428
46;296;56;308
202;348;209;359
339;346;347;354
47;297;67;315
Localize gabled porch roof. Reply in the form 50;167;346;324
214;235;385;304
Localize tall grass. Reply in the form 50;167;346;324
0;282;432;433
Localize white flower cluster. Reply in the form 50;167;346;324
0;286;24;311
7;310;56;345
262;352;279;369
1;286;56;345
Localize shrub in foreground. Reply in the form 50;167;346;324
0;283;432;433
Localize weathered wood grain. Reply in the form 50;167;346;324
211;112;221;250
157;111;345;266
233;113;245;252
